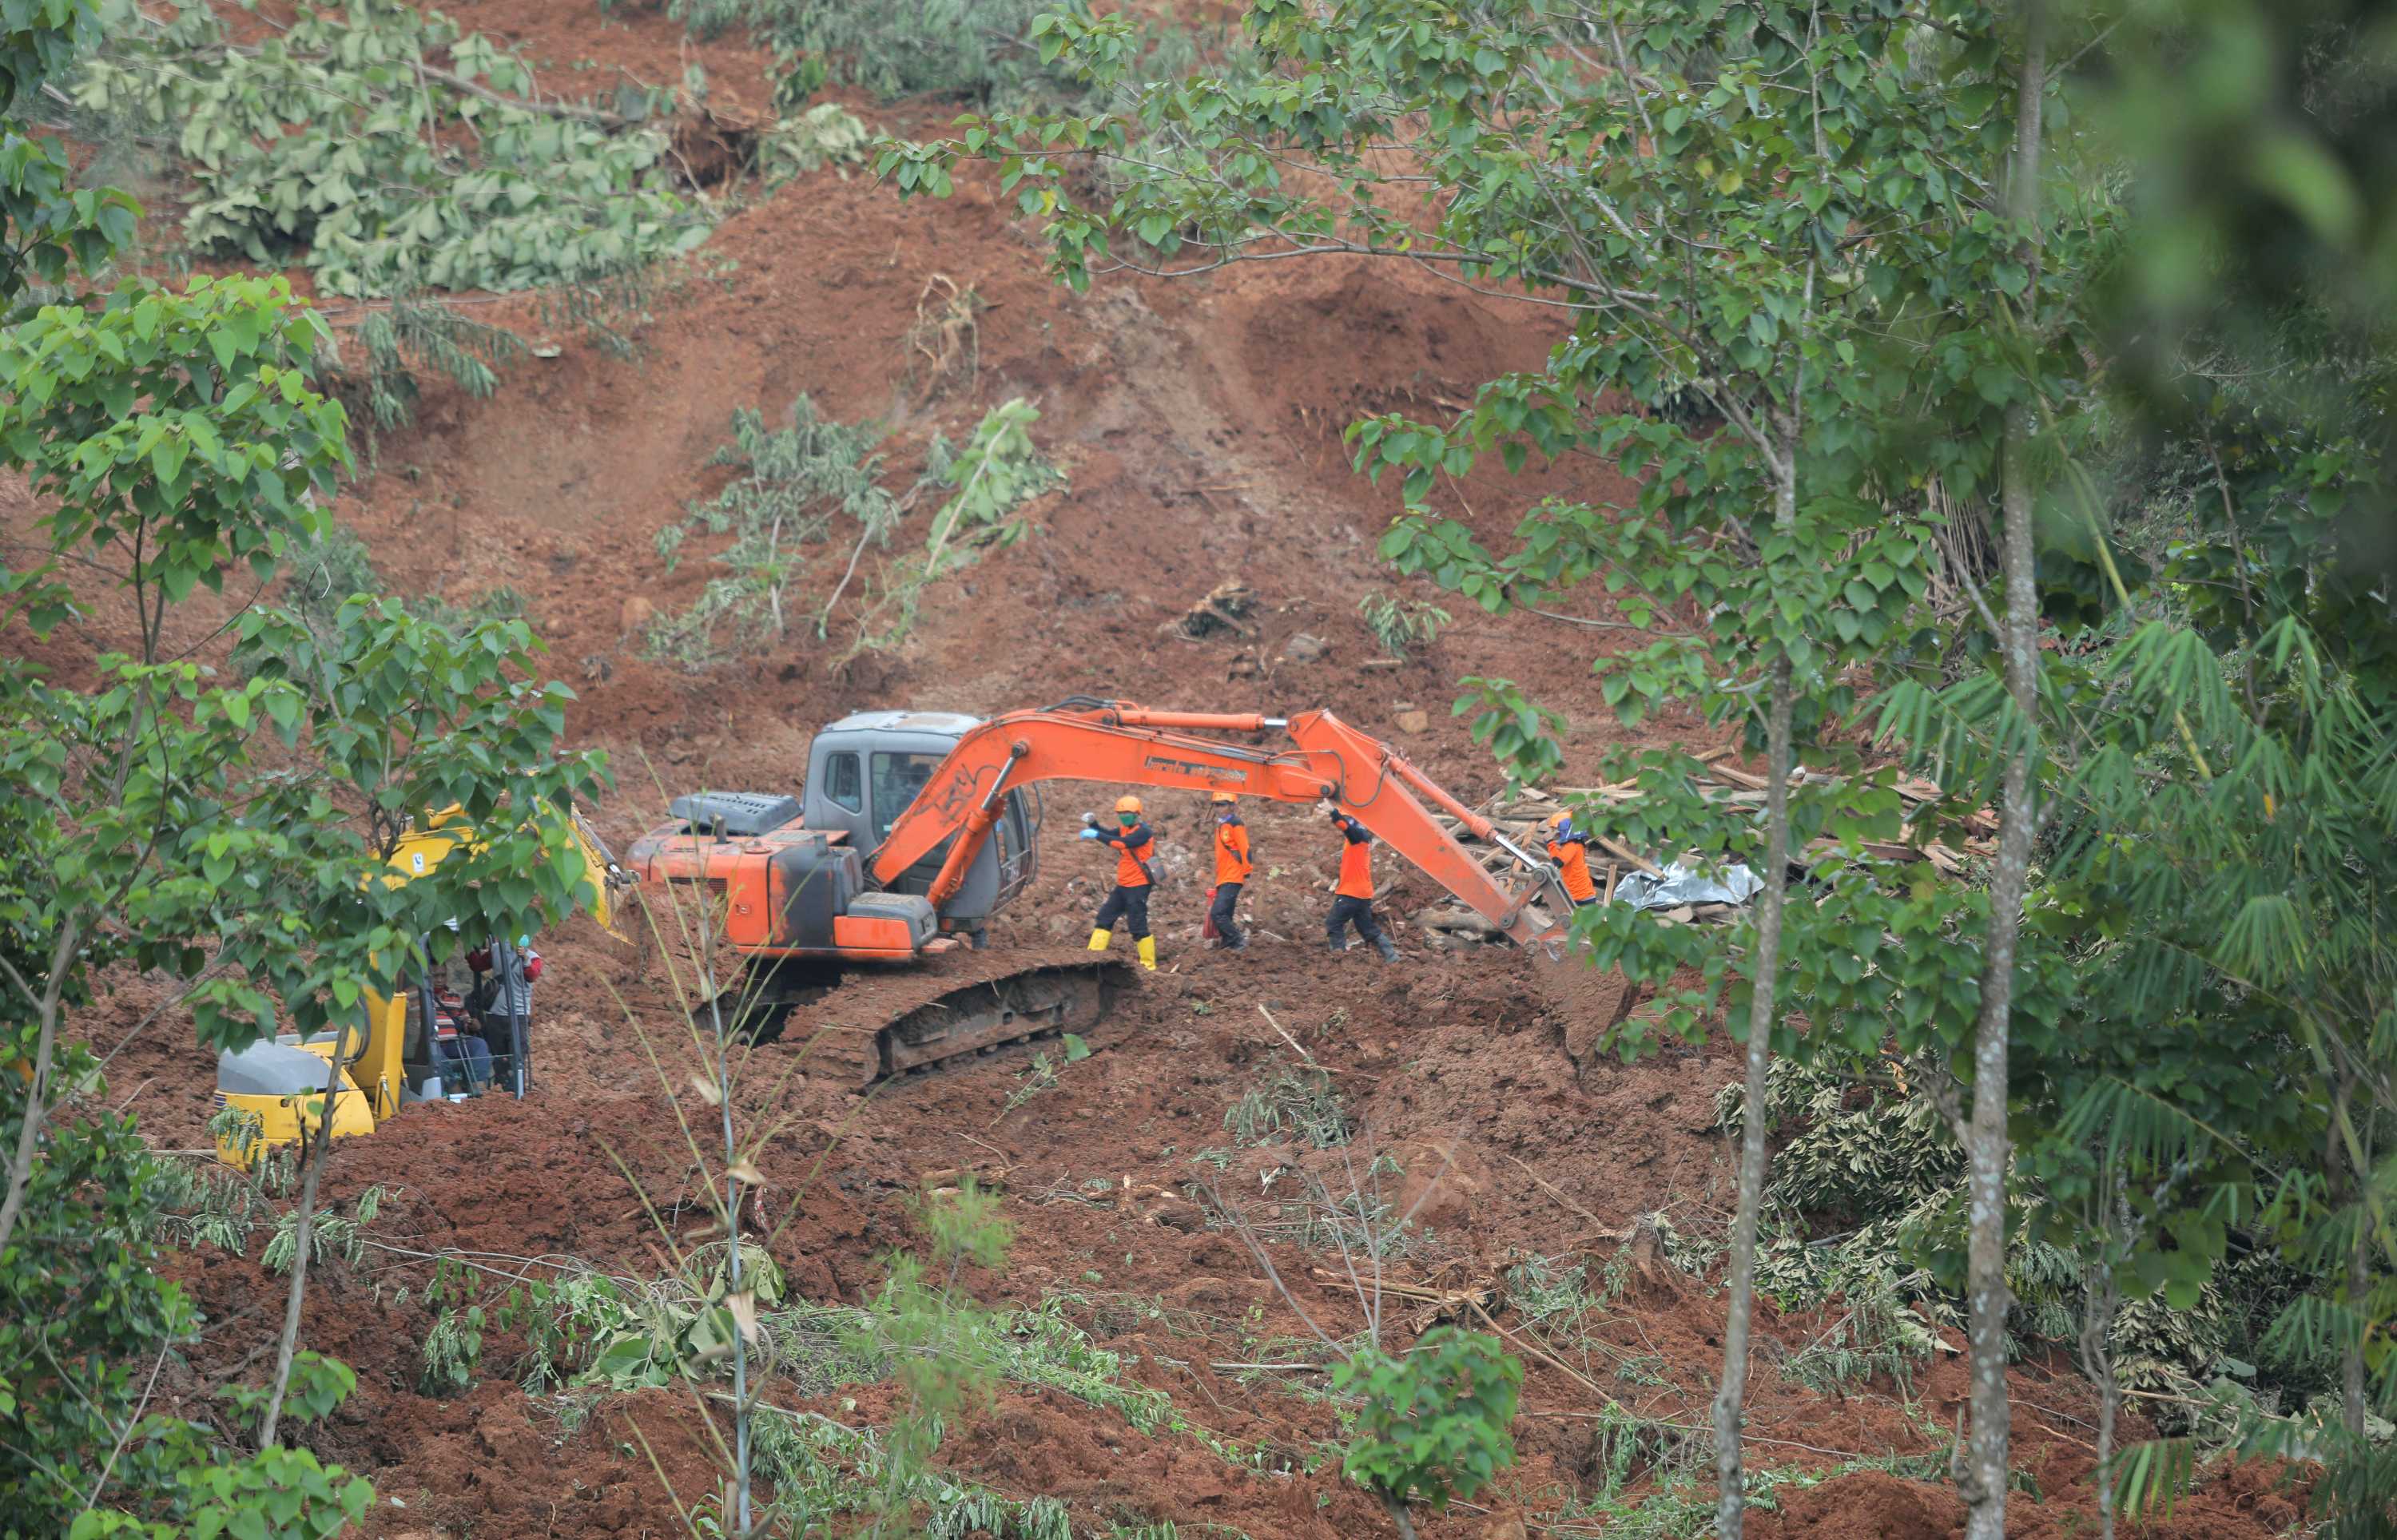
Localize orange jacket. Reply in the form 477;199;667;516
1331;812;1374;899
1104;822;1156;888
1547;833;1598;902
1214;816;1252;885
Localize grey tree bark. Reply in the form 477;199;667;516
2077;1185;2125;1540
1958;8;2048;1534
0;945;71;1259
255;1026;352;1448
2335;1078;2368;1439
1714;450;1802;1539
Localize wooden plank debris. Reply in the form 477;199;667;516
1410;759;1994;939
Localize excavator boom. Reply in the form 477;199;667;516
871;703;1560;945
626;698;1563;1091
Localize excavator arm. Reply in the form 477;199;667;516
870;702;1564;944
566;804;632;940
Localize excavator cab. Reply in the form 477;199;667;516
801;711;1041;944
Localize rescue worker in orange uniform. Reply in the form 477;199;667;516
1542;811;1600;908
1207;792;1251;951
1082;794;1159;970
1324;803;1399;961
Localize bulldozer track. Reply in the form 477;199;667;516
737;948;1135;1089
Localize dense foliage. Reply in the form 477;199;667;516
77;0;709;297
880;0;2397;1532
0;2;617;1534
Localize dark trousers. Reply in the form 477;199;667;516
1327;895;1385;949
1210;881;1245;948
436;1034;493;1093
1094;884;1151;939
483;1012;530;1096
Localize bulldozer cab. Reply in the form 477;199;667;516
805;711;1039;935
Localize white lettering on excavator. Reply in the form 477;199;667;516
1142;756;1246;784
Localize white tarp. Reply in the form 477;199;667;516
1612;860;1763;911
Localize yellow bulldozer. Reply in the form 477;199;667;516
211;804;625;1166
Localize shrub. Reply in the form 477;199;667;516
1333;1327;1522;1539
320;293;527;464
647;395;899;665
1223;1062;1351;1149
763;102;873;181
283;521;384;640
674;0;1081;109
0;1046;201;1532
1358;593;1452;660
856;397;1061;652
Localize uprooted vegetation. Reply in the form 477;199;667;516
74;0;869;296
69;0;871;462
659;0;1237;114
645;391;1062;664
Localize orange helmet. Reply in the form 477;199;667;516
1115;795;1143;815
1210;792;1237;804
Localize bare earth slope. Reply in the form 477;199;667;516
63;2;2301;1534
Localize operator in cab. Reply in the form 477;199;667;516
1082;795;1159;971
1324;803;1399;962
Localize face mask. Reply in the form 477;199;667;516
1119;816;1137;828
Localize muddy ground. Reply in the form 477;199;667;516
41;0;2308;1534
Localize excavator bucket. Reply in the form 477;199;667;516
729;949;1134;1089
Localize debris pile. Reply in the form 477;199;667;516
1413;760;1996;944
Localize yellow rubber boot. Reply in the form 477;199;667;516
1136;935;1158;972
1087;928;1112;951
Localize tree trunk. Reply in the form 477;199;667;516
2077;1192;2124;1540
2339;1079;2368;1439
0;978;66;1259
1962;437;2036;1536
255;1026;352;1447
1958;14;2048;1534
1714;664;1798;1540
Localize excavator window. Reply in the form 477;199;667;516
825;752;864;813
870;752;940;842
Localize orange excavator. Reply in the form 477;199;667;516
626;698;1566;1086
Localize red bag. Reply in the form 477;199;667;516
524;953;544;982
1201;887;1219;941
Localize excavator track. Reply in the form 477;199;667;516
736;949;1135;1090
